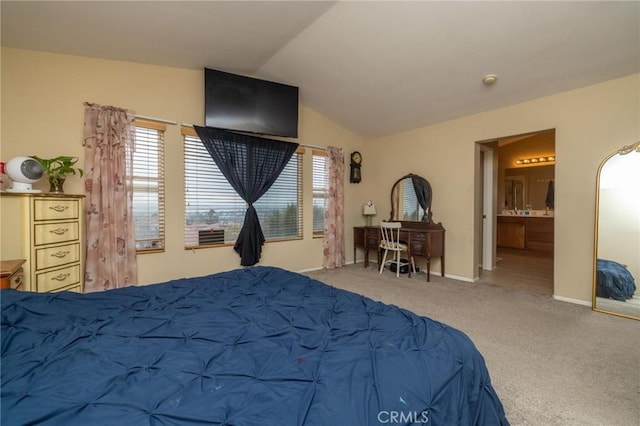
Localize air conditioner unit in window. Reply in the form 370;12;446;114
198;229;225;245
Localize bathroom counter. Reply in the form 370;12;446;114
497;210;554;218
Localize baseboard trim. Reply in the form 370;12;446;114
297;260;356;274
297;265;323;273
553;295;592;307
444;273;474;283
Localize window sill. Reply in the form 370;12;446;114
136;248;165;255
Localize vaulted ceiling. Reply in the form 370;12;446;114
2;1;638;138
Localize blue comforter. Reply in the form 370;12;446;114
596;259;637;301
1;266;508;425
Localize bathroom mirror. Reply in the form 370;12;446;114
504;175;526;210
592;141;640;320
504;165;554;210
390;174;433;223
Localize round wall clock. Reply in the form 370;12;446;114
351;151;362;165
350;151;362;183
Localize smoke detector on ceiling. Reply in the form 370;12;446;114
482;74;498;86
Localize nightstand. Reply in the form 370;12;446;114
1;259;26;290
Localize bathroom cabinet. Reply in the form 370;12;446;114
497;215;554;252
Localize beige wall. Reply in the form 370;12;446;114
2;48;639;304
366;73;639;302
0;48;366;284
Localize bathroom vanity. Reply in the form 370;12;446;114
497;213;554;252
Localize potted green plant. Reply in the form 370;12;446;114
31;155;84;193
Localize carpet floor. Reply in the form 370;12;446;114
305;264;640;426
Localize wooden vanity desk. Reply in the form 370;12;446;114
360;173;447;281
354;222;445;281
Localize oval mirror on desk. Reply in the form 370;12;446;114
390;174;433;224
593;141;640;320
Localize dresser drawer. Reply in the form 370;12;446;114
1;266;24;290
33;198;80;221
9;268;24;290
365;228;380;249
36;264;81;292
34;221;80;246
35;242;81;271
354;227;365;245
406;230;424;253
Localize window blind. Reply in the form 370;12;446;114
182;127;303;248
312;150;327;236
132;119;165;252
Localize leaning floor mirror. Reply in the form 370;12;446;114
592;141;640;320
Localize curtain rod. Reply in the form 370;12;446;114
301;144;327;151
135;114;177;125
180;123;327;151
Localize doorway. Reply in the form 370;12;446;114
475;129;555;295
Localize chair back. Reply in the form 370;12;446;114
380;221;402;250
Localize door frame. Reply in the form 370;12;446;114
475;142;497;273
474;129;556;288
481;146;496;270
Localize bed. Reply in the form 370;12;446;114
596;259;637;301
1;266;508;425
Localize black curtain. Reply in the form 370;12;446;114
411;175;432;222
194;126;299;266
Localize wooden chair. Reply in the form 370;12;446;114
379;221;415;277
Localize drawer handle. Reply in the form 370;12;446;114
51;273;71;282
49;205;69;212
49;228;69;235
51;251;70;258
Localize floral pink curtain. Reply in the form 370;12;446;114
83;102;137;292
322;146;345;268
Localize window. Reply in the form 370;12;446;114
183;127;303;248
312;150;327;236
131;119;165;252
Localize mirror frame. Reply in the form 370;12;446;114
389;173;433;226
592;141;640;321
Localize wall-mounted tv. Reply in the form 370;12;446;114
204;68;299;138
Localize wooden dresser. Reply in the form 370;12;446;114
1;193;84;292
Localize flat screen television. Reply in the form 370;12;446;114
204;68;299;138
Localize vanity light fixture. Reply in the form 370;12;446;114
515;155;555;166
